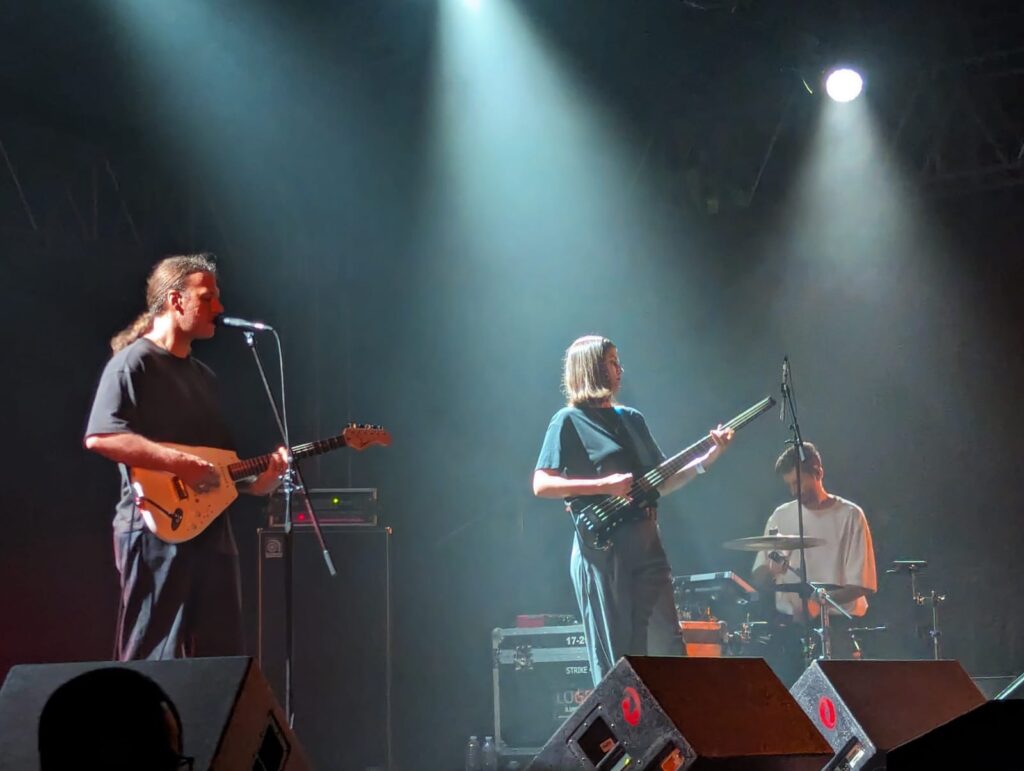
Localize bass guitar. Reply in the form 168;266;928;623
131;424;391;543
569;396;775;550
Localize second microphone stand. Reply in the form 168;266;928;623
780;358;811;631
780;358;847;661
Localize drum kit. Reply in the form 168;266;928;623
678;365;946;672
673;534;920;670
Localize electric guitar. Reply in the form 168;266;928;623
569;396;775;550
131;424;391;543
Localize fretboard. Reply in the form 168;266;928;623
638;396;775;491
227;434;348;482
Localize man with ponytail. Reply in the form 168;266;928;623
84;254;287;660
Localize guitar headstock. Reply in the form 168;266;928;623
341;423;392;450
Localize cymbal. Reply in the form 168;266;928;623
722;535;826;552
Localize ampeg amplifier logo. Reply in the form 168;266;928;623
621;686;642;726
264;536;284;559
818;695;838;730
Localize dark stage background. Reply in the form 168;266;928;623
2;1;1023;768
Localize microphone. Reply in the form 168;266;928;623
216;316;274;332
780;356;789;422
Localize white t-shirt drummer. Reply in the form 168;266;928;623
752;496;877;617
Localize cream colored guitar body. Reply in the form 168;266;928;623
131;444;243;544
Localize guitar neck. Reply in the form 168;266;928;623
227;435;347;482
640;396;775;490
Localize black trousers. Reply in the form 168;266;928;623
571;518;685;687
113;527;243;660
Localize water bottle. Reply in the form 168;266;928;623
482;735;498;771
465;735;481;771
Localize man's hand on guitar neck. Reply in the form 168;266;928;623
241;446;290;496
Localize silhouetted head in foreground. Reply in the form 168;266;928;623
38;667;191;771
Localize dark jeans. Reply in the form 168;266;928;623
113;527;243;660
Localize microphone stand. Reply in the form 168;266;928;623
242;329;336;728
780;358;814;658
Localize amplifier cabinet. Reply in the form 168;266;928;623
492;624;593;752
258;525;391;771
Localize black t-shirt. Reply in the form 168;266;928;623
535;404;666;516
85;338;236;551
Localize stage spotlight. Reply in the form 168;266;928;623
825;68;863;103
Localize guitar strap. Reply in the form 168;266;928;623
610;407;647;479
617;408;665;511
591;407;658;510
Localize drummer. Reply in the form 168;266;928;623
750;442;877;676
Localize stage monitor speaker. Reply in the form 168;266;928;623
996;671;1024;700
790;659;986;770
886;699;1024;767
527;656;832;771
0;656;308;771
258;524;391;771
972;674;1018;699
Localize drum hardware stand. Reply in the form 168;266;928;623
846;626;887;659
727;618;769;654
813;585;853;661
767;553;851;662
887;559;944;659
916;589;946;659
921;585;942;659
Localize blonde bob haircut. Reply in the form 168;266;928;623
563;335;616;407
